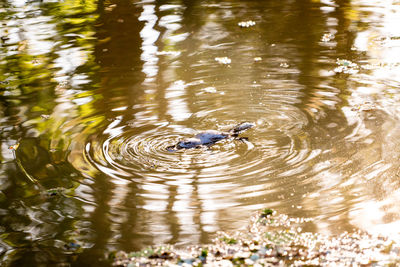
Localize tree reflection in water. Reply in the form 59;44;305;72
1;0;400;265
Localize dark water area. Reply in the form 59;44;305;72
1;0;400;265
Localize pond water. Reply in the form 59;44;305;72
1;0;400;265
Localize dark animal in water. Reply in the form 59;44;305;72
167;122;255;151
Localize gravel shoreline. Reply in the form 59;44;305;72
112;210;400;266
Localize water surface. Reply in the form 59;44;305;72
1;0;400;265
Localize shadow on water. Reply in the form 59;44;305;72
1;0;400;265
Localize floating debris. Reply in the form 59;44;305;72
350;101;377;112
202;86;217;93
41;114;50;120
215;57;231;65
238;20;256;28
55;81;69;91
337;59;353;67
31;58;42;65
280;62;289;68
334;59;359;74
64;242;81;251
321;33;334;42
46;187;65;197
105;4;117;12
254;57;262;62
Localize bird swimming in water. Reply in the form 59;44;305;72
167;122;255;151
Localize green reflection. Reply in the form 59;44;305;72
0;0;101;265
1;0;400;266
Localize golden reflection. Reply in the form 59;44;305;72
139;3;159;81
337;0;400;235
3;0;400;265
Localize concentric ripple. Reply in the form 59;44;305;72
81;105;315;190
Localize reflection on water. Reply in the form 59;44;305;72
1;0;400;265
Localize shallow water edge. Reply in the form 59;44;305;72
112;209;400;266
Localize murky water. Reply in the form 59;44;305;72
1;0;400;265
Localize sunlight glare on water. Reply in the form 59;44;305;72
1;0;400;265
